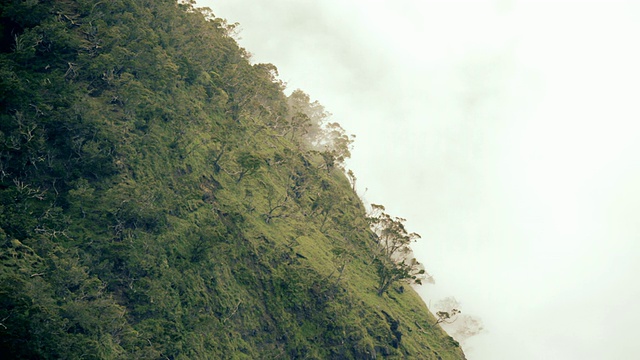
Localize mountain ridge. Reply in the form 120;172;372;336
0;1;466;358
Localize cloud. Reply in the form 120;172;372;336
200;1;640;358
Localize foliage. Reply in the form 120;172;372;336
286;89;354;171
235;151;262;183
433;297;484;343
434;309;461;326
0;1;465;359
367;204;434;296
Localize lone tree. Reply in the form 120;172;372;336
434;308;461;326
432;297;484;342
235;151;262;183
367;204;433;296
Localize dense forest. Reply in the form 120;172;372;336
0;0;466;358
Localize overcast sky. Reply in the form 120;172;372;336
198;1;640;358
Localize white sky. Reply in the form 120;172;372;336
198;1;640;358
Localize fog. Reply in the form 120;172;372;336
198;0;640;358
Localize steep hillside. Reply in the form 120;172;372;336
0;1;466;358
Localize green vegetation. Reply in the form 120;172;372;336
0;0;466;358
367;204;434;297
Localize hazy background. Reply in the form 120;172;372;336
198;0;640;358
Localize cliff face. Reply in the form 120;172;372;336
0;1;465;358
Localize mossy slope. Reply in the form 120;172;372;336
0;1;466;358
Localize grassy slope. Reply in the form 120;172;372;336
206;142;466;359
0;0;466;358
